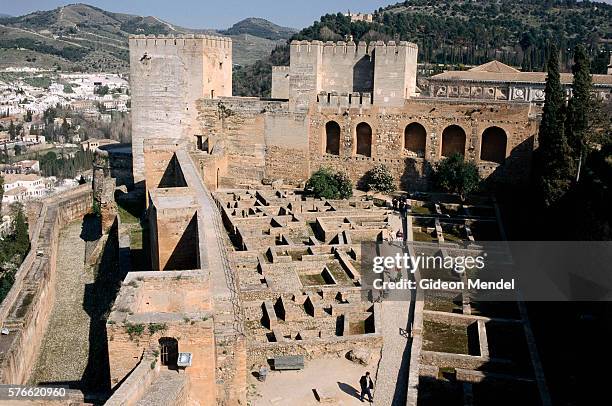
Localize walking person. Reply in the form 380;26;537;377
359;371;374;403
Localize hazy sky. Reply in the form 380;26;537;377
0;0;393;30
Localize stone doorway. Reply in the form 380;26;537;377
159;337;179;368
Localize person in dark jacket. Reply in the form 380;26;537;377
359;371;374;402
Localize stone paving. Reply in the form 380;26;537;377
30;221;93;386
372;212;412;406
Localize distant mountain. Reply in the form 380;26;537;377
220;18;296;40
0;3;288;71
0;14;12;18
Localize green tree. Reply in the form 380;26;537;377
0;174;4;213
23;110;33;122
565;44;605;182
11;203;30;262
434;153;480;201
361;164;396;193
305;168;353;199
535;44;575;207
8;120;15;140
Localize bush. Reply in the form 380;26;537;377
361;164;396;193
434;153;480;201
305;168;353;199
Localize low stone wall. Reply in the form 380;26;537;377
105;353;160;406
246;333;382;367
0;185;94;385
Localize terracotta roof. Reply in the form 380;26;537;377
3;173;43;183
431;61;612;85
468;60;519;73
4;186;27;196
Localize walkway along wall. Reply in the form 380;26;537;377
0;185;94;384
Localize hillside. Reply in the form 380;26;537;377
220;17;296;40
0;3;287;71
293;0;612;72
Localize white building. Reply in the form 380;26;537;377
2;173;47;204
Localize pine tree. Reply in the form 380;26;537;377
536;44;575;207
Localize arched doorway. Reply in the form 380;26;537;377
159;337;179;368
356;122;372;157
325;121;341;155
404;123;426;157
480;126;507;164
441;125;466;157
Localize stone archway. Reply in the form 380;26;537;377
441;125;466;157
480;126;507;164
356;122;372;157
325;121;341;155
404;122;426;156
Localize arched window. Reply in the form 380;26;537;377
356;123;372;157
441;125;466;157
404;123;426;156
325;121;341;155
480;126;507;164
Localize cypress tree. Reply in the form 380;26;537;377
536;44;575;207
565;45;595;181
0;175;4;213
12;204;30;261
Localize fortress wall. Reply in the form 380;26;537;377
320;41;374;95
309;99;536;189
271;66;290;99
0;186;94;385
130;35;232;184
373;41;419;105
197;98;299;186
289;41;323;111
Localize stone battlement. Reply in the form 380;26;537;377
129;34;232;49
290;39;417;56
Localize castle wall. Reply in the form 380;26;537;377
320;41;374;95
289;41;323;111
129;35;232;184
0;186;94;385
271;66;290;99
196;97;537;189
373;41;418;105
309;99;537;189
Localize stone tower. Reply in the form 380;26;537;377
273;39;418;110
129;34;232;185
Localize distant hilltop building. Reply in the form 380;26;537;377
344;11;373;23
428;60;612;104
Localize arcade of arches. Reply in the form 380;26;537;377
321;121;509;166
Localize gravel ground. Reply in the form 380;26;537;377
30;221;94;386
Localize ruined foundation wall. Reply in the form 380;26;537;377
0;186;94;384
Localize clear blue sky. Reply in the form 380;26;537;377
0;0;393;29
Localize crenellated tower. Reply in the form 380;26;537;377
273;39;418;110
129;34;232;184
